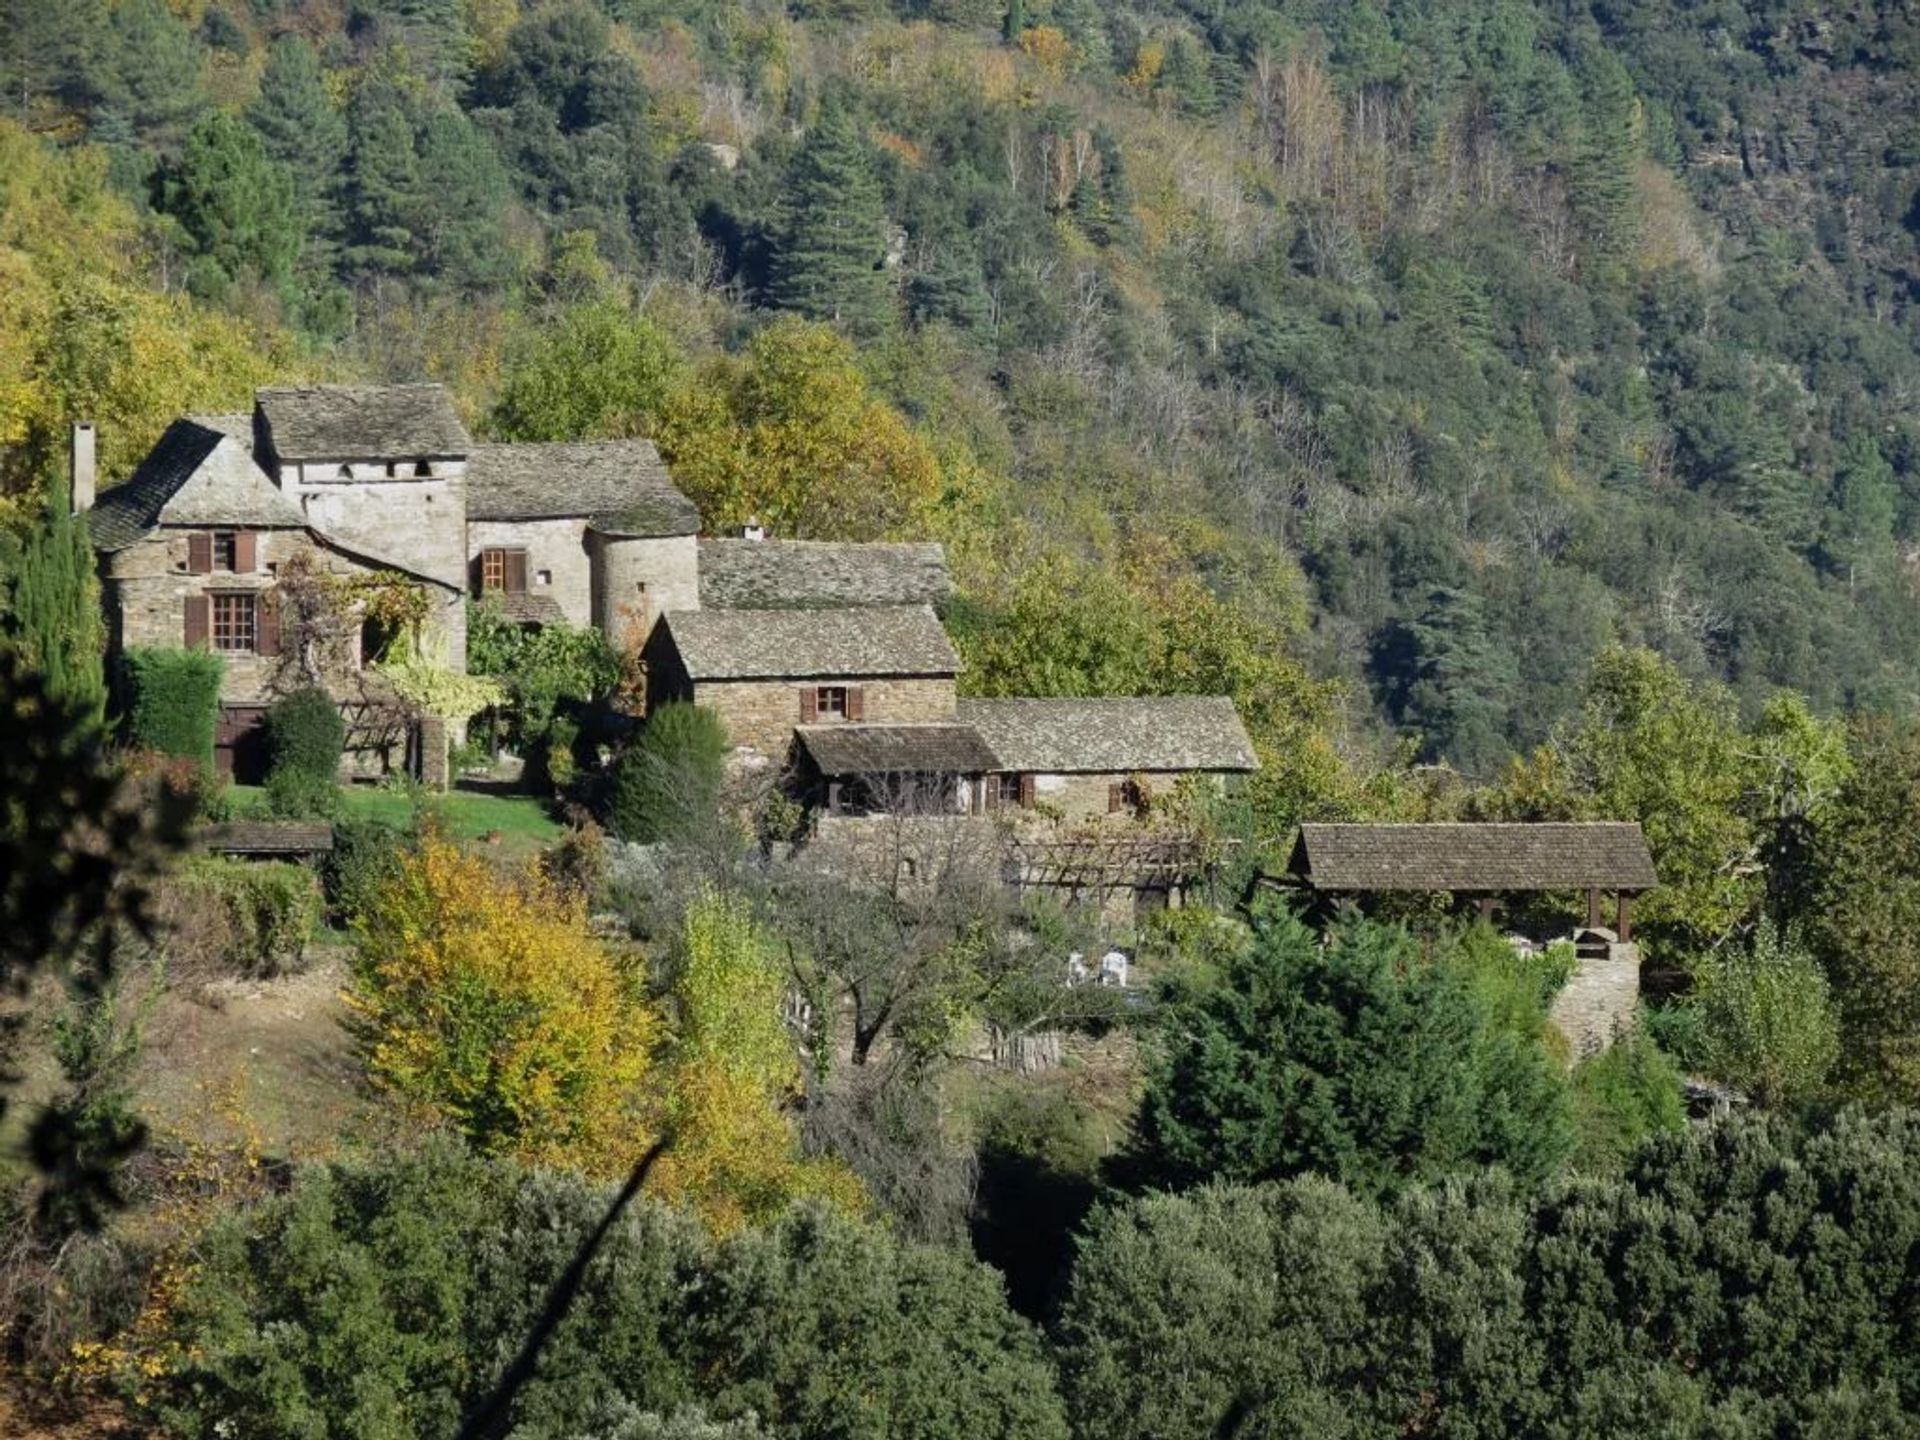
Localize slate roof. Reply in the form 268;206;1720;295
89;419;307;550
200;821;335;856
492;592;569;625
698;540;951;609
255;384;472;461
663;605;958;680
1286;823;1658;893
956;696;1258;774
798;723;998;776
468;440;700;536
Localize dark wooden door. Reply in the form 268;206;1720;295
216;705;271;783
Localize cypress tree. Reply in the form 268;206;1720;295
768;102;894;337
6;503;107;728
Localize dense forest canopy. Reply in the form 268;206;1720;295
5;0;1920;774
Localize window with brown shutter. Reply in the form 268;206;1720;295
1018;774;1036;808
232;530;257;573
211;531;237;571
479;547;529;595
1108;781;1127;814
505;549;529;594
184;593;211;647
799;687;818;723
845;686;865;722
992;774;1025;809
211;593;257;653
814;686;849;721
187;532;214;574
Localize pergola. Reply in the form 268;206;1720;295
1280;822;1658;940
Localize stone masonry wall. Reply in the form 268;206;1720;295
1548;942;1640;1058
592;533;700;647
469;518;593;626
277;459;468;592
695;676;958;759
1012;771;1226;826
104;528;463;706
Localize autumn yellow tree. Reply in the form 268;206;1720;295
653;891;861;1231
655;318;944;541
345;835;660;1176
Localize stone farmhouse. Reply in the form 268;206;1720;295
81;383;1259;844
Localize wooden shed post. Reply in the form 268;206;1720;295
1586;888;1602;928
1616;892;1633;942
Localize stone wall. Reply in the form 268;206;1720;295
275;458;468;593
590;532;700;647
1548;941;1640;1058
468;518;593;626
103;528;463;706
1002;771;1226;827
693;676;958;760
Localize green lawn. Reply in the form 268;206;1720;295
229;783;564;850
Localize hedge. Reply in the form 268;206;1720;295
172;856;321;977
266;686;345;783
120;647;223;772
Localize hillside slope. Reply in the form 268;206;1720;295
4;0;1918;776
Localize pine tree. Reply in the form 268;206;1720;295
1569;40;1642;275
153;112;304;299
6;503;106;728
249;37;348;272
345;70;425;276
93;0;207;152
768;102;894;337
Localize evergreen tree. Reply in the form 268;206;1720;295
1568;39;1642;275
413;106;513;290
768;102;894;337
92;0;207;152
152;112;304;299
5;504;107;728
248;37;349;273
345;68;423;276
1396;583;1516;777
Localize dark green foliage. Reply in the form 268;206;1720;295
158;1140;1068;1440
263;685;344;818
30;976;149;1236
1060;1111;1920;1440
606;702;728;844
4;502;106;727
320;816;410;926
89;0;207;150
152;111;303;298
1119;908;1574;1198
768;101;894;336
118;647;223;774
247;36;348;278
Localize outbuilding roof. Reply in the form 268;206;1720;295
468;440;700;536
89;419;307;550
797;723;998;776
956;696;1258;774
698;539;951;609
255;384;472;461
663;604;958;680
1286;823;1658;893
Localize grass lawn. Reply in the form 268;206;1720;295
229;782;564;855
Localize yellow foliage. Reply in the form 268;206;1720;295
346;836;661;1177
1125;40;1165;93
1018;26;1074;79
0;122;290;498
653;893;861;1232
656;318;945;541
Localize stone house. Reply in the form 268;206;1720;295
93;382;1260;824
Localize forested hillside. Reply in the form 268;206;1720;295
6;0;1920;775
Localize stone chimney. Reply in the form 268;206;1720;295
70;421;97;514
742;517;766;541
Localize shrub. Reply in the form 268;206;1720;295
1695;925;1840;1107
265;686;345;782
319;816;410;926
1568;1032;1687;1174
1117;907;1575;1198
168;856;320;977
344;835;661;1173
156;1142;1065;1440
606;703;728;844
119;648;223;774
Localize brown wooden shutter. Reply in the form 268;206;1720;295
255;591;281;656
184;593;211;647
187;532;213;574
846;685;865;722
506;549;529;594
1108;781;1126;813
1018;774;1036;808
799;687;818;723
233;530;258;573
